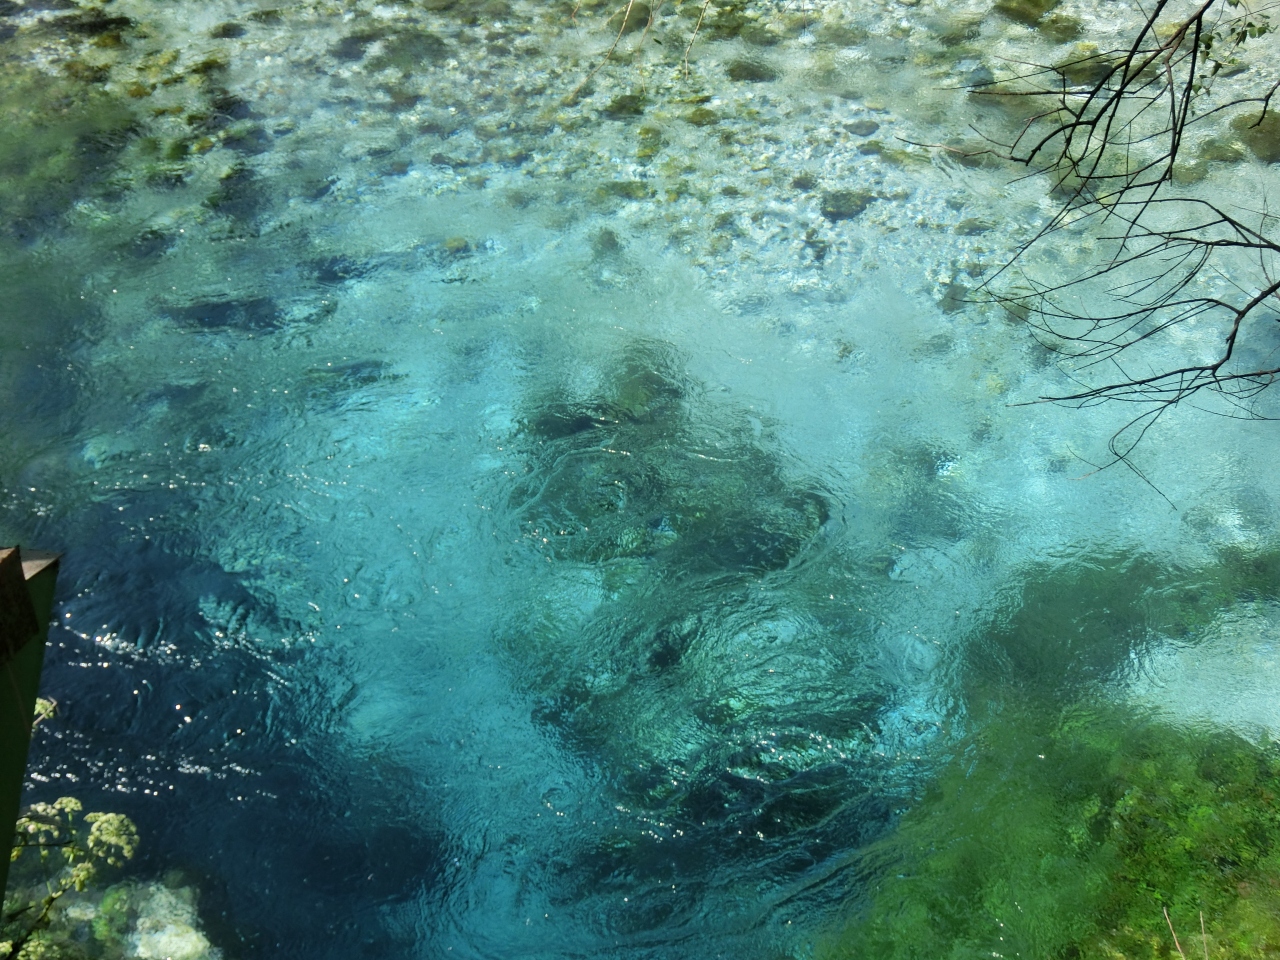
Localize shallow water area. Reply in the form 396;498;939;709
4;0;1280;957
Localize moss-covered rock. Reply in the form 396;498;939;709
594;179;653;202
815;21;868;47
1197;136;1247;163
1039;12;1081;41
821;189;876;221
0;66;138;239
368;29;450;71
1230;110;1280;163
993;0;1059;26
606;0;650;34
603;92;645;118
1056;42;1119;85
685;105;718;126
636;124;665;158
726;58;779;83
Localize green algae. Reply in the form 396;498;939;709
815;540;1280;960
0;66;137;237
821;704;1280;960
966;544;1280;704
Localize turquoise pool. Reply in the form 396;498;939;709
5;0;1280;956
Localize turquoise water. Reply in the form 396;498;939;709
4;0;1280;956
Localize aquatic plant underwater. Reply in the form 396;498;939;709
4;0;1280;956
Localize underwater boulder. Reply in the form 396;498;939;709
1231;109;1280;163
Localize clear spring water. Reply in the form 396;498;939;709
4;0;1280;956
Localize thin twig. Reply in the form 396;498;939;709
1166;905;1187;960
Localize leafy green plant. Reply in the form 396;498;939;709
3;699;139;960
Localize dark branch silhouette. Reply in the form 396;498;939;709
972;0;1280;468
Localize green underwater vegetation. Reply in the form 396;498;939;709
966;545;1280;707
822;703;1280;960
3;796;139;960
818;540;1280;960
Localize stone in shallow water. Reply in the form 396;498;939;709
603;93;645;118
595;179;653;201
816;21;867;47
740;22;779;45
1038;12;1080;41
607;0;651;34
993;0;1059;25
843;118;879;136
820;189;875;221
1197;136;1246;163
954;217;993;235
1055;43;1118;85
202;165;264;220
62;10;133;35
331;30;378;61
727;58;779;82
313;255;372;285
1231;110;1280;163
937;279;970;312
591;226;624;256
368;30;450;71
685;105;718;126
129;228;174;259
166;296;282;331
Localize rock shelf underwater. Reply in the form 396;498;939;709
4;0;1280;957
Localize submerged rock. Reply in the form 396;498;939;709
820;189;876;221
739;22;780;46
993;0;1060;25
603;92;645;118
490;340;944;867
1231;109;1280;163
165;296;282;331
512;341;829;572
1197;135;1246;162
843;118;880;136
607;0;651;35
368;29;450;71
727;58;779;83
1038;12;1081;41
685;105;718;126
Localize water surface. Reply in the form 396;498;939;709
4;0;1280;957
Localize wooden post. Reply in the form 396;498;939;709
1;547;60;899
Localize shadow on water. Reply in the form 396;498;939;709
20;499;447;960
